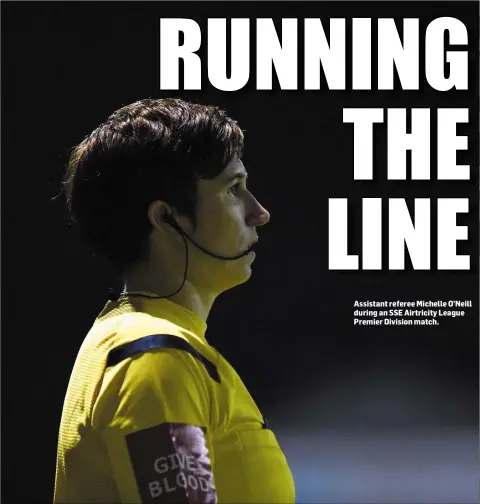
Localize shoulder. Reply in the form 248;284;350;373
93;342;215;433
92;321;219;431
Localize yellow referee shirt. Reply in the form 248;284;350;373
54;296;295;503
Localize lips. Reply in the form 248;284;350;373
245;240;258;253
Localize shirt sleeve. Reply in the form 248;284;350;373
99;348;217;504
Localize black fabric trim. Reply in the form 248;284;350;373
106;334;221;383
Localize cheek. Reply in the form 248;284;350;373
201;201;245;245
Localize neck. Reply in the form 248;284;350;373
122;264;217;322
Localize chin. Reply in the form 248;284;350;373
217;266;252;293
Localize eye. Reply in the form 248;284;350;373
229;182;241;195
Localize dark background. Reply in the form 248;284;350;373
2;2;478;502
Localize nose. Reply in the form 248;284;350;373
247;199;270;227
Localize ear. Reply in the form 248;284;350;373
147;200;174;234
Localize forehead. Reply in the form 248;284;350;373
217;156;248;181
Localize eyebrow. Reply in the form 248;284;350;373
225;171;248;184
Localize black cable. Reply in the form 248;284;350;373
110;229;190;301
107;214;250;302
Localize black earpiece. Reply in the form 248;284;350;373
164;212;180;230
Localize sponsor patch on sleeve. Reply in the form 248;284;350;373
125;423;217;503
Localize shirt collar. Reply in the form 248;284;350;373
99;296;208;342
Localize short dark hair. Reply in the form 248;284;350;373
63;98;244;274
